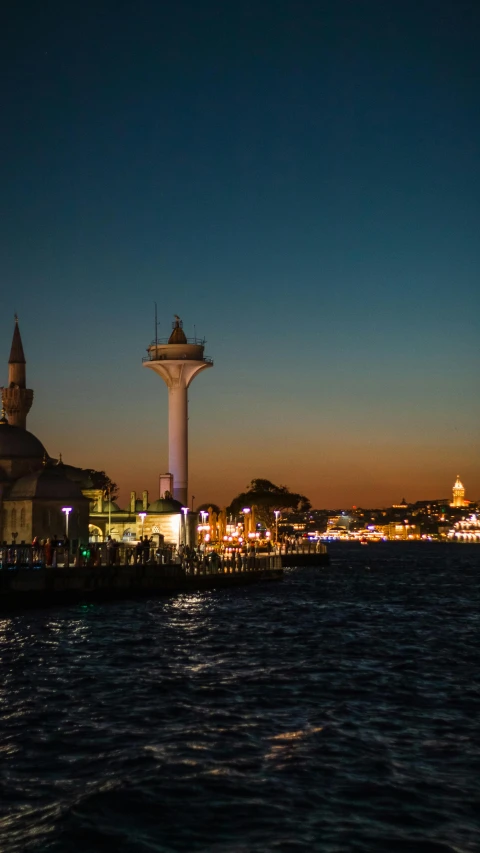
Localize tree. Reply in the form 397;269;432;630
86;469;119;501
228;478;311;528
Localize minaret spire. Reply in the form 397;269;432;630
9;315;26;365
2;316;34;429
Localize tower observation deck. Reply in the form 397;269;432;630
143;316;213;506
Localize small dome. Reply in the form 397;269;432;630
134;499;145;512
0;422;46;459
148;498;183;513
7;466;87;500
102;500;122;512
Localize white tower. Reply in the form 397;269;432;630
143;316;213;506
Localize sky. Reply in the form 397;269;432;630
1;0;479;509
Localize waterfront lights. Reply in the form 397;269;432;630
62;506;73;538
139;512;147;538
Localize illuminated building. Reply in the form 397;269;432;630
143;315;213;506
451;475;468;507
448;514;480;542
88;490;187;546
1;316;33;428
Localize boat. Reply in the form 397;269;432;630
448;514;480;542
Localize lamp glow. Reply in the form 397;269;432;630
62;506;73;538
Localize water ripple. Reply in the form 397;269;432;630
0;543;479;852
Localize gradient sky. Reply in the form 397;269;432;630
1;0;479;509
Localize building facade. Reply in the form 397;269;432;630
451;475;468;507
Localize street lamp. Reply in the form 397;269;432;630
139;512;147;539
274;510;280;548
242;507;250;537
199;511;208;547
181;506;189;546
62;507;73;539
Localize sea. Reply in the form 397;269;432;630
0;542;479;853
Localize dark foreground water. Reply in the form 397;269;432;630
0;543;479;853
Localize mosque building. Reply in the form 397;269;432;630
0;317;197;548
0;319;89;545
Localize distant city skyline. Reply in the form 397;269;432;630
1;1;479;508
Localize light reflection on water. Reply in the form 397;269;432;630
0;543;479;852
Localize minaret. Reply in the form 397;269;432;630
143;316;213;506
2;316;33;429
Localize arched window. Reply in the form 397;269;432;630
11;509;17;530
20;508;26;527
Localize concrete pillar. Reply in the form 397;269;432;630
168;385;188;506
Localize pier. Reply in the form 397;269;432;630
0;542;328;609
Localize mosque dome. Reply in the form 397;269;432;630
147;498;183;513
7;466;87;500
0;421;46;459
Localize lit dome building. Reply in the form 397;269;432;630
451;475;469;508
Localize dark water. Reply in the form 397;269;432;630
1;543;479;853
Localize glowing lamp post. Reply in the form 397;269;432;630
274;510;280;549
62;507;73;539
181;506;189;546
139;512;147;539
242;507;251;538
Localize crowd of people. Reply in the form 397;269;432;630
2;531;318;570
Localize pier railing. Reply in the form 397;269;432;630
0;540;326;574
142;353;213;364
0;544;283;574
278;541;327;555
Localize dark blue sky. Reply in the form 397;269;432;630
1;1;479;507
